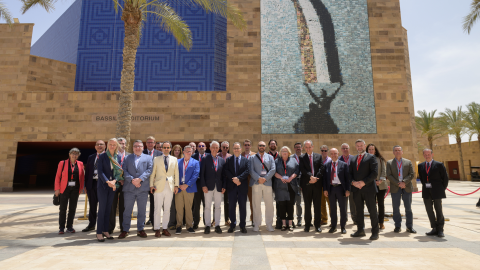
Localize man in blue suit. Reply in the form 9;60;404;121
82;140;105;232
175;145;200;234
225;142;250;233
118;140;153;239
323;148;350;234
200;141;226;234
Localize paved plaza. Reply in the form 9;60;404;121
0;181;479;270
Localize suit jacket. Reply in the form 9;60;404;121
192;152;209;162
84;153;99;190
143;149;163;157
323;160;351;194
339;154;354;169
54;159;85;194
249;153;276;186
418;160;449;199
122;153;153;193
97;153;121;191
224;155;250;192
375;157;388;190
117;151;131;166
149;155;179;193
200;155;226;192
300;152;324;189
386;158;414;193
349;153;378;193
177;158;200;193
273;157;300;201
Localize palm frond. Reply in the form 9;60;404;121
21;0;57;14
187;0;246;30
0;1;13;25
111;0;124;13
144;2;192;50
438;106;468;139
463;0;480;34
465;102;480;141
415;109;444;139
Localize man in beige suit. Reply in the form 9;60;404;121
150;141;179;237
386;145;416;234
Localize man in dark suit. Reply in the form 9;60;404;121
143;136;163;227
200;141;225;234
224;142;250;233
109;137;130;234
192;142;208;229
82;140;105;232
300;140;324;233
339;143;356;224
323;148;350;234
418;148;449;238
349;139;379;240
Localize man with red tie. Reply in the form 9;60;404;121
349;139;379;240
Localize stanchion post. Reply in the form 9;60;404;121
78;193;89;220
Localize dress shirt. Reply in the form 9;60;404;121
323;156;331;164
308;154;314;174
134;154;142;169
395;158;403;181
331;161;340;184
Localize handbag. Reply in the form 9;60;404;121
53;160;66;206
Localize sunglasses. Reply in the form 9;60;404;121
198;145;205;148
222;146;229;149
258;145;266;147
321;150;328;152
244;144;251;147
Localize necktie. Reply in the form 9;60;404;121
357;154;363;170
235;157;238;174
309;155;313;174
331;162;336;184
93;156;98;179
426;162;430;171
164;156;169;172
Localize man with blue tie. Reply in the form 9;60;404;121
339;143;356;225
225;142;250;233
82;140;105;232
323;148;350;234
175;145;200;234
200;141;226;234
118;140;153;239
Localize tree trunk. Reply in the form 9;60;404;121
115;4;142;148
428;136;433;151
457;136;466;181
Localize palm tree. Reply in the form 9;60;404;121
415;110;443;150
463;0;480;34
465;102;480;151
0;0;13;24
23;0;246;145
438;107;468;180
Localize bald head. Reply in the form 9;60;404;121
330;148;339;161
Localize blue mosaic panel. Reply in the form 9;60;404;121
30;0;82;64
261;0;377;134
74;0;226;91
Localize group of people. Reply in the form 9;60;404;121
54;137;449;242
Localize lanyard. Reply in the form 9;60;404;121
244;153;250;159
426;162;431;182
213;157;218;172
294;154;299;163
200;154;204;162
70;161;76;180
260;154;264;169
332;161;337;177
183;159;189;175
283;159;287;175
343;155;349;165
150;150;154;157
270;152;278;160
120;153;125;165
396;159;402;177
323;157;328;164
356;154;363;170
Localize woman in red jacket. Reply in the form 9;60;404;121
54;148;85;234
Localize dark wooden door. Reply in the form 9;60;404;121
447;161;460;180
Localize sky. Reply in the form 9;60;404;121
4;0;480;144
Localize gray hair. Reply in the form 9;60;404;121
303;140;313;146
189;142;196;146
69;148;81;155
117;137;126;143
393;145;402;151
233;142;241;148
133;140;143;146
184;145;193;152
341;143;349;148
320;144;328;150
423;148;433;154
210;140;220;147
355;139;365;145
221;141;230;146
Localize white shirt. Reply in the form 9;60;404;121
331;161;341;184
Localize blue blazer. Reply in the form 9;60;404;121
200;155;226;192
177;158;200;193
323;160;351;193
224;155;250;193
97;152;121;190
122;153;153;193
84;153;96;190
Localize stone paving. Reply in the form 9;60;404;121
0;181;479;269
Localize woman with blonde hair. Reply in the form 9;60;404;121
96;138;123;242
171;144;184;159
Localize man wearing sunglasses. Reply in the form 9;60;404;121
320;145;331;227
192;142;209;229
217;141;232;226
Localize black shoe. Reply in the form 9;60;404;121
476;199;480;207
304;227;310;232
204;226;210;234
251;221;254;227
96;235;105;242
146;220;152;225
281;226;287;231
66;228;76;233
406;227;417;234
328;227;337;233
426;229;438;236
341;227;347;234
175;227;182;235
102;233;114;240
215;226;222;234
82;226;95;232
292;221;296;228
394;227;401;233
369;233;379;240
187;228;195;233
240;227;247;234
351;230;366;237
297;222;302;227
228;227;234;233
315;227;322;233
437;231;445;238
193;225;199;230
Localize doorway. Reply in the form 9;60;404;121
447;161;460;180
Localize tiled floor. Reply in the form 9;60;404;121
0;181;479;269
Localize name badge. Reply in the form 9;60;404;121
282;176;289;180
94;169;97;174
426;183;432;188
182;177;185;184
68;181;76;187
261;170;267;176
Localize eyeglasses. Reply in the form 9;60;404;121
163;147;171;149
321;150;328;152
198;145;205;148
244;144;250;147
258;145;266;147
341;148;349;150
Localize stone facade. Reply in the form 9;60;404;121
0;0;418;191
